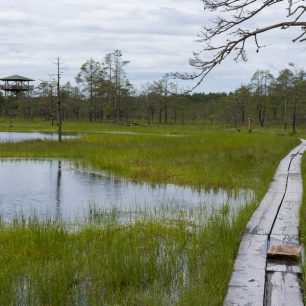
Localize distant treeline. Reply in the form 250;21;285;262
0;52;305;132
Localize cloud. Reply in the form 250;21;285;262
0;0;304;93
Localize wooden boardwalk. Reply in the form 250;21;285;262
224;140;306;306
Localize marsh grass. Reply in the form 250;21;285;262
0;121;300;305
0;202;256;306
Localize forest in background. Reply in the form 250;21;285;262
0;51;305;132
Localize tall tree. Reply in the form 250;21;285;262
251;70;274;127
105;50;130;120
76;58;103;121
275;69;294;130
36;80;56;124
289;63;305;134
141;82;153;125
233;85;251;129
152;74;177;124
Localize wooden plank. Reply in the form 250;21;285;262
267;245;301;260
245;192;284;235
237;234;267;256
269;175;287;193
234;253;266;271
290;144;305;154
244;144;305;236
289;152;303;167
273;170;289;178
246;143;304;235
271;198;301;237
276;158;291;172
289;163;302;174
265;272;303;306
266;259;301;274
271;162;303;237
286;176;303;194
224;272;265;306
224;234;268;306
269;234;300;246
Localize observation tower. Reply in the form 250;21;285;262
0;75;35;98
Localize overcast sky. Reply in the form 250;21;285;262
0;0;305;93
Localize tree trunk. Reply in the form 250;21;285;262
284;96;287;130
292;96;297;134
164;99;168;124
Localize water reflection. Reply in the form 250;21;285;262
0;159;255;221
56;161;62;221
0;132;77;142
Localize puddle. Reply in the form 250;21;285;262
0;131;179;142
90;130;183;137
0;159;255;221
0;131;77;142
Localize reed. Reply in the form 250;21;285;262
0;204;255;305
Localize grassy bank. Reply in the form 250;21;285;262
0;121;300;305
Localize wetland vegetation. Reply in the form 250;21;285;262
0;120;300;305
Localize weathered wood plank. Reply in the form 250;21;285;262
224;234;268;306
276;145;301;170
246;142;305;236
271;155;303;237
276;158;291;172
269;234;300;246
289;154;303;173
286;176;303;194
234;253;267;271
245;192;284;235
271;198;301;237
266;259;301;274
237;233;267;256
265;272;303;306
289;163;302;174
267;245;301;260
225;277;265;306
269;176;287;193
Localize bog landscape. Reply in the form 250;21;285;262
0;0;306;305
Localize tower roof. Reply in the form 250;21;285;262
0;75;34;81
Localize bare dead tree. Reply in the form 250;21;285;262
182;0;306;89
53;57;64;142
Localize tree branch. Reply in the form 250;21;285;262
179;0;306;90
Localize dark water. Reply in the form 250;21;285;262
0;159;255;221
0;131;76;142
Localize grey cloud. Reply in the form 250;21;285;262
0;0;304;93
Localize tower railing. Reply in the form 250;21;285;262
0;84;34;91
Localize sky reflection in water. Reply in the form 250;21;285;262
0;131;76;142
0;159;255;221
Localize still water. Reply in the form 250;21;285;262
0;131;76;142
0;159;254;221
